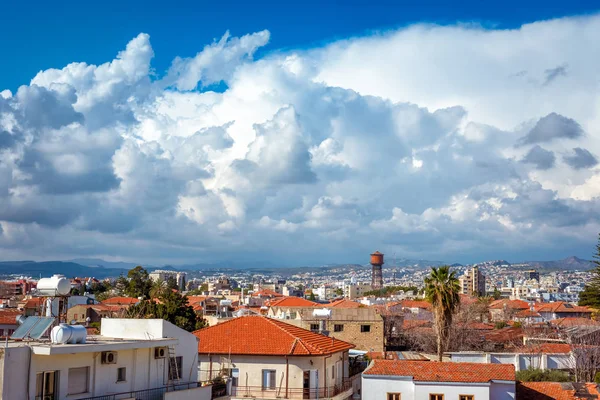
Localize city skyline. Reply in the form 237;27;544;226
1;4;600;265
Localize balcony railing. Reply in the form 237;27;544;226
230;378;354;399
78;381;208;400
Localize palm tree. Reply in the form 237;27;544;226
424;266;461;361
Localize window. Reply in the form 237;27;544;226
310;324;319;332
331;365;335;379
262;369;276;390
117;367;127;382
360;324;371;333
68;367;89;395
387;393;401;400
8;329;14;335
429;395;444;400
169;356;183;380
74;313;78;320
36;371;58;400
334;324;344;332
0;329;4;336
230;368;239;387
459;396;474;400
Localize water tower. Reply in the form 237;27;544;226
370;251;384;290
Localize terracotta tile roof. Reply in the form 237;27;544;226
456;321;495;330
363;360;515;382
534;302;593;314
266;297;319;308
186;296;207;304
402;319;432;330
550;317;600;327
489;299;530;311
328;299;362;308
459;294;479;305
24;298;44;308
482;327;523;344
398;300;432;310
515;309;542;318
517;382;600;400
516;343;572;354
101;296;139;305
252;289;284;298
0;310;21;325
193;316;354;356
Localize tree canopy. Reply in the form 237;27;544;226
579;233;600;309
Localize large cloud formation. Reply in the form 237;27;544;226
1;16;600;265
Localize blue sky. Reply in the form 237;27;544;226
0;2;599;265
2;0;599;91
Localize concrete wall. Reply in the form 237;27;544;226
451;352;573;372
164;385;211;400
0;346;29;400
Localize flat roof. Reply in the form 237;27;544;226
8;336;178;355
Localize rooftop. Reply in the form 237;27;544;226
266;296;319;308
193;315;354;356
363;360;515;383
517;382;600;400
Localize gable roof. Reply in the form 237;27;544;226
0;310;21;325
489;299;530;311
101;296;139;305
328;299;362;308
363;360;515;382
193;316;353;356
517;382;600;400
266;297;319;308
252;289;284;298
534;302;592;314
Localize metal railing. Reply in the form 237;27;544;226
230;378;353;399
79;381;207;400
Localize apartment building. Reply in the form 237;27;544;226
459;266;486;297
194;316;358;400
362;360;516;400
149;270;187;291
344;283;372;300
0;318;207;400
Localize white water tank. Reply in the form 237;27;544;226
37;274;71;296
51;324;87;344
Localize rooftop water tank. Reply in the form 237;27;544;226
37;274;71;296
51;323;87;344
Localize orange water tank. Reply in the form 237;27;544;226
370;251;384;266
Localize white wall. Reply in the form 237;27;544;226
164;385;211;400
362;376;515;400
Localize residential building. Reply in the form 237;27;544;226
0;318;208;400
194;315;358;400
533;302;593;320
343;283;372;300
362;360;516;400
517;381;600;399
525;270;540;282
459;266;486;297
149;270;187;291
0;309;20;337
267;300;385;352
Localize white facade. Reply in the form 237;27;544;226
362;375;515;400
149;270;187;290
449;351;574;371
0;318;208;400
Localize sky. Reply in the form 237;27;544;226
0;1;600;266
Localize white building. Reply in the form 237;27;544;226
344;283;372;300
0;318;209;400
194;315;359;400
362;360;516;400
149;270;187;291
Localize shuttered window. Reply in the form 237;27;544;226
262;369;276;389
68;367;89;395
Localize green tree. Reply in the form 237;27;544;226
126;266;152;299
492;287;502;300
308;292;316;301
166;276;179;291
424;266;461;362
126;291;200;332
114;274;128;295
579;233;600;308
516;368;570;382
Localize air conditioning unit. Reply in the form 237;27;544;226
101;351;117;364
154;347;167;359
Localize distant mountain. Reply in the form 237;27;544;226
524;256;594;271
70;258;150;270
0;261;128;279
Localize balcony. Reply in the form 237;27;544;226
77;381;212;400
229;377;355;400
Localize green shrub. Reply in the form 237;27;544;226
516;368;571;382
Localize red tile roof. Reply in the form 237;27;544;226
515;309;542;318
517;343;572;354
24;298;44;308
398;300;432;310
0;310;21;325
550;317;600;327
364;360;515;382
489;299;530;311
328;299;362;308
266;297;319;308
193;316;354;356
534;302;593;314
517;382;600;400
101;296;139;305
252;289;284;298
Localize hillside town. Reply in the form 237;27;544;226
0;249;598;400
